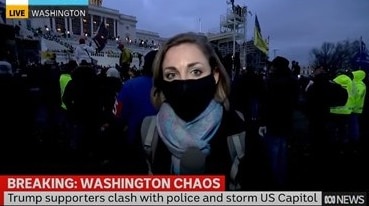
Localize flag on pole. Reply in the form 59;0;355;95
253;15;269;55
92;20;108;52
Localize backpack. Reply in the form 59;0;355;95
140;111;246;190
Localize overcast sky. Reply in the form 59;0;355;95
104;0;369;66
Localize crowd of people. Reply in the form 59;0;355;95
0;32;368;191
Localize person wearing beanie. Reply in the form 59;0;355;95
98;66;123;166
114;50;158;173
102;67;122;111
258;55;299;188
141;50;157;76
269;56;291;77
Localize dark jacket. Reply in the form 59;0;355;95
306;73;348;123
231;70;265;122
100;76;122;123
261;70;299;136
63;66;103;124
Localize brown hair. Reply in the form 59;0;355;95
151;32;231;110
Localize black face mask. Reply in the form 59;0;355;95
160;74;217;122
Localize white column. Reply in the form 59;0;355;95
90;14;93;36
64;18;68;32
113;19;116;37
46;18;52;30
52;18;56;32
69;18;73;34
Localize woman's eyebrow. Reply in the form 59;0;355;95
163;62;202;71
163;67;177;71
187;62;201;68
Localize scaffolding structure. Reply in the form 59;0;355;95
208;1;248;71
207;1;268;73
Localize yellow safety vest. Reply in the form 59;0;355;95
330;74;354;115
120;48;132;65
59;73;72;110
352;70;367;114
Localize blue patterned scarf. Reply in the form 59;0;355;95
156;100;223;174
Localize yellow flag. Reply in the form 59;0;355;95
254;15;269;55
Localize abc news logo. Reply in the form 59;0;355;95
323;192;367;206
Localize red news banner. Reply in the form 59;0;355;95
0;175;226;205
2;175;225;191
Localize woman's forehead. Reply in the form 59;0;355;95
163;43;207;65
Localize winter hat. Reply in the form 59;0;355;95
271;56;289;69
142;50;158;75
106;67;120;79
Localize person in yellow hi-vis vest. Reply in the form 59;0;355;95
59;60;78;148
60;60;77;110
118;43;133;80
329;73;355;145
350;70;367;143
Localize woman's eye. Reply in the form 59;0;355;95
191;69;203;76
165;73;176;80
